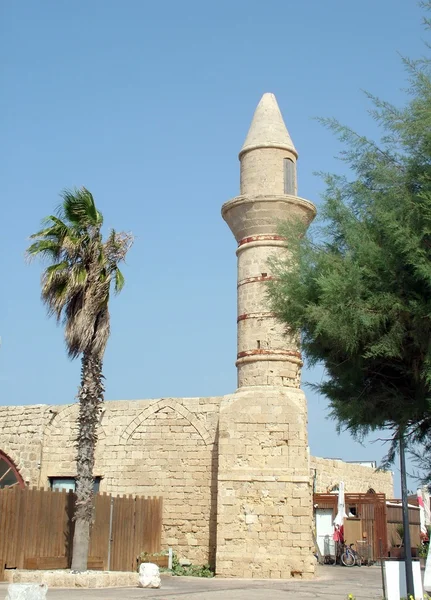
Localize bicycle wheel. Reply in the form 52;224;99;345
341;550;355;566
355;554;362;567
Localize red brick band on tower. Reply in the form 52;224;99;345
237;349;302;360
237;311;275;322
237;275;274;287
238;234;285;247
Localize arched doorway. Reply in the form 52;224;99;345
0;451;24;488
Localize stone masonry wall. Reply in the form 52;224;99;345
39;396;221;566
240;147;297;196
0;405;48;487
0;399;220;566
310;455;394;497
0;399;395;572
216;388;315;579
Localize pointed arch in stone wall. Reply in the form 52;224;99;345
43;404;107;441
113;398;216;565
40;403;107;484
120;398;212;445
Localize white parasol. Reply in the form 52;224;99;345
334;481;348;528
418;488;427;536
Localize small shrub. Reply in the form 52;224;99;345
138;550;169;562
137;550;169;572
395;524;404;546
138;550;214;577
170;552;214;578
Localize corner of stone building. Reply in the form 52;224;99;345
215;387;315;579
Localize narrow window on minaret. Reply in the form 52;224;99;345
284;158;295;195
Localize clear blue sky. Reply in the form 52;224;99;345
1;1;426;494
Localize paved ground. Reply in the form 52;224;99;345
0;566;387;599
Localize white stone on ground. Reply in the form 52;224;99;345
138;563;161;588
6;583;48;600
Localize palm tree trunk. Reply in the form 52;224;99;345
71;351;104;571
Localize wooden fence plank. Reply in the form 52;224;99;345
15;487;28;568
89;492;111;569
33;489;41;561
4;490;14;564
0;490;5;565
111;494;136;571
6;488;19;568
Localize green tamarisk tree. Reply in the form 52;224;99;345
267;15;431;474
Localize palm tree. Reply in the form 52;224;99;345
27;187;133;571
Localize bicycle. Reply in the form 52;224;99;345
340;543;362;567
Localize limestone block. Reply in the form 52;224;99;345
6;584;48;600
138;563;161;588
75;573;90;588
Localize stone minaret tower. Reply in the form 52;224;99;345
223;92;315;390
216;94;316;578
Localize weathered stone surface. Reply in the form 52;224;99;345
6;583;48;600
217;93;316;578
5;570;139;588
0;396;221;566
216;387;314;578
310;455;394;497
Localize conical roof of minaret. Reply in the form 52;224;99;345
239;93;297;158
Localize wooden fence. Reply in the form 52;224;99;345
386;500;421;551
314;493;388;559
0;487;162;572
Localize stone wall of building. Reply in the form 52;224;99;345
0;404;48;487
310;455;394;498
43;396;221;565
0;399;395;572
1;397;221;566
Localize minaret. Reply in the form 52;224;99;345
216;94;316;579
222;93;316;389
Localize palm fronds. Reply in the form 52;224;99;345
27;187;133;359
